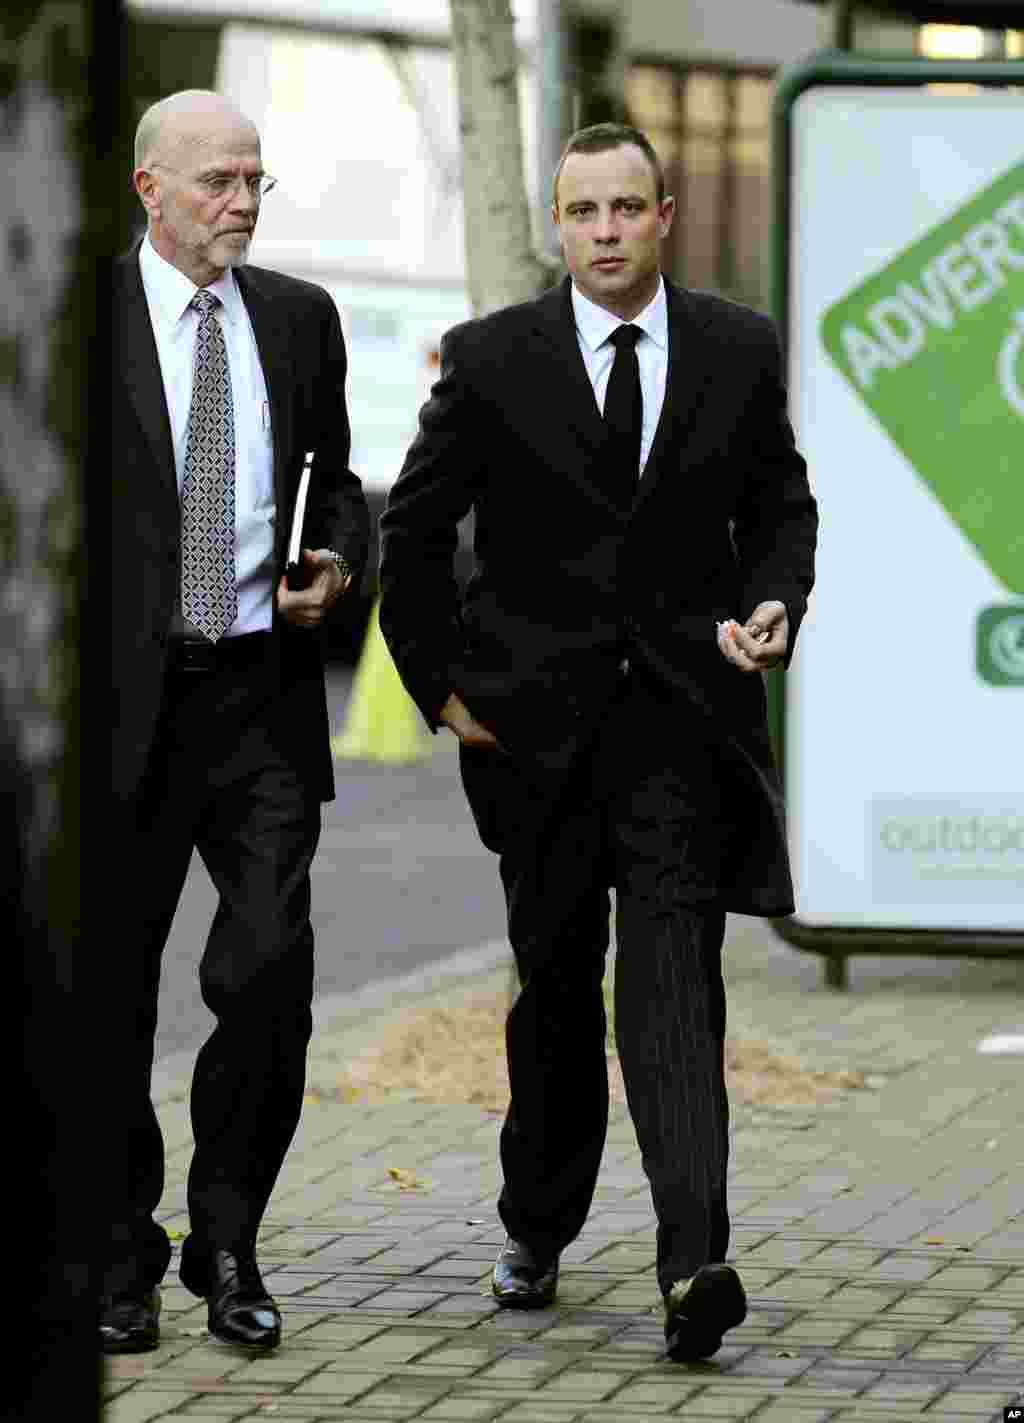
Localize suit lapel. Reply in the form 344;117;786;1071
117;248;177;498
528;280;604;448
633;279;714;516
527;279;629;519
234;267;293;523
528;278;716;520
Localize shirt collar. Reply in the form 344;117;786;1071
570;273;667;354
139;232;244;332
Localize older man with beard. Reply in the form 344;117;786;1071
105;89;368;1354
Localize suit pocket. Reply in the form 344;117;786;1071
458;743;509;852
460;742;541;853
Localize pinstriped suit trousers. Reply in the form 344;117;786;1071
488;663;733;1296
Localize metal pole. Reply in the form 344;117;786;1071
536;0;567;255
717;74;738;297
833;0;855;50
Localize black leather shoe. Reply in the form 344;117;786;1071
664;1264;747;1362
100;1288;161;1353
181;1249;281;1349
492;1236;559;1308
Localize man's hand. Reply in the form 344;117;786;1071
276;548;351;628
439;691;504;751
716;600;789;672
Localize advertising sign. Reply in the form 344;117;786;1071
779;62;1024;939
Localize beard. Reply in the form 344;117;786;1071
164;199;253;278
217;232;252;268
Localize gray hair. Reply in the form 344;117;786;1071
133;89;256;169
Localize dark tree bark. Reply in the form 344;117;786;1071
0;1;114;1416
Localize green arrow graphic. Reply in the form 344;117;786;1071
821;160;1024;594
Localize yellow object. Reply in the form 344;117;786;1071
332;598;430;763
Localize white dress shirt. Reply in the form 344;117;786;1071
570;274;669;474
138;234;276;636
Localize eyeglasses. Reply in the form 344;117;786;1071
151;164;277;202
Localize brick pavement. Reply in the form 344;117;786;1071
106;917;1024;1423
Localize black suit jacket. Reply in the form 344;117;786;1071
379;276;817;915
113;244;369;807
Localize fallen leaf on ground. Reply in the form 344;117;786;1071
387;1166;426;1190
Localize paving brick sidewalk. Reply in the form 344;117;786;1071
106;918;1024;1423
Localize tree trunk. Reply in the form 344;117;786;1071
449;0;556;314
1;1;104;1414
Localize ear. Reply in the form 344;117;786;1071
134;168;161;219
550;200;560;230
657;195;676;240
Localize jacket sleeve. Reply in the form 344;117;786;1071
732;319;818;667
303;291;370;584
378;323;483;729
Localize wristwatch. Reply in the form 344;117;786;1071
324;549;353;582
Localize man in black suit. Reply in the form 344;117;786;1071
106;89;368;1354
379;123;817;1362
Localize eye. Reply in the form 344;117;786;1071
204;176;231;194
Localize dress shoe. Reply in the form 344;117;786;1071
491;1236;559;1308
182;1248;281;1349
99;1288;161;1353
663;1263;747;1361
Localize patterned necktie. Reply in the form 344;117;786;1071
180;288;237;642
604;323;643;507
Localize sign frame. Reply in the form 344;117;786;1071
769;51;1024;985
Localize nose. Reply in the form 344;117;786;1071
232;182;259;214
594;208;620;244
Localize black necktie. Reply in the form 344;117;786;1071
603;323;643;506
